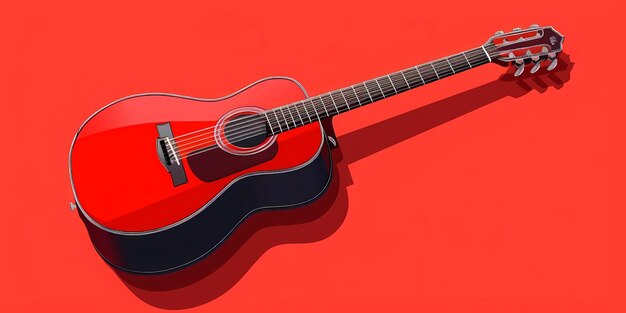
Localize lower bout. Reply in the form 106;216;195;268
82;141;333;274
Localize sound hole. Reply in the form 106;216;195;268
223;114;268;148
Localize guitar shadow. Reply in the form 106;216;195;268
114;53;574;309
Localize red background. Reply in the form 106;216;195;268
3;1;625;312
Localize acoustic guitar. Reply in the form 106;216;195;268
69;25;564;273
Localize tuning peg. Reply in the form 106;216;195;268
529;24;539;29
547;58;558;71
531;62;541;74
514;61;525;77
495;30;504;35
547;53;558;71
530;58;541;74
528;54;541;74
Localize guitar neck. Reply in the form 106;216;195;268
264;44;495;135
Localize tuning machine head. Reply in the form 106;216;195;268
487;24;564;76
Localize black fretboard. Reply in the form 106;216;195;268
264;45;494;135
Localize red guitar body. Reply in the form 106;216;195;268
69;77;334;273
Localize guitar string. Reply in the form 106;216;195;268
167;46;499;159
173;116;266;151
168;44;498;148
171;46;498;159
169;44;498;150
168;44;497;153
170;46;499;160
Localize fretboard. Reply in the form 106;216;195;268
264;45;494;135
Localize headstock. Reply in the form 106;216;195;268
486;25;564;77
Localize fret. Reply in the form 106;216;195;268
402;69;420;88
278;107;296;130
291;103;303;124
362;83;374;103
327;93;340;114
343;87;357;108
283;106;295;128
417;64;437;83
309;98;321;120
311;97;328;120
414;67;426;85
365;81;384;101
320;96;331;117
445;58;455;74
374;79;386;98
296;102;307;124
289;104;304;127
371;80;386;100
464;50;484;68
339;89;351;110
285;105;295;128
464;48;491;68
448;54;471;73
264;112;275;136
314;96;327;117
400;71;411;89
283;107;294;129
481;45;492;62
272;110;284;132
359;84;370;105
379;77;395;96
390;73;409;93
386;75;397;94
465;50;480;68
462;51;473;68
315;97;328;118
433;60;454;79
301;100;312;123
327;93;339;114
268;110;277;132
339;88;348;111
280;107;291;130
351;85;363;106
330;92;347;112
430;63;440;80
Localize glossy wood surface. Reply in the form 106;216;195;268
70;78;323;232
